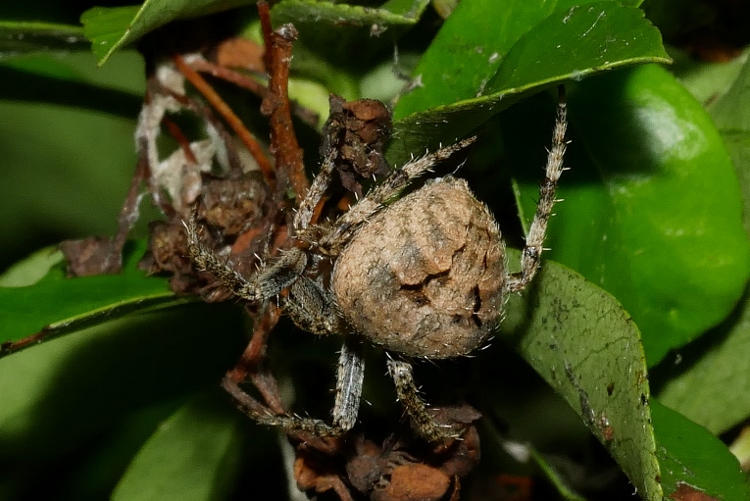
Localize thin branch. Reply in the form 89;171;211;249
173;53;275;187
258;6;309;201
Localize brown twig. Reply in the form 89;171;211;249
162;117;198;164
172;54;275;186
258;4;309;202
258;1;274;71
190;58;268;97
190;58;320;129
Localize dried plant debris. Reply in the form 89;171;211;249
294;405;481;501
59;236;124;277
322;94;392;195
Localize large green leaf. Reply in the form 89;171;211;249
656;54;750;435
112;390;246;501
502;252;750;499
271;0;431;65
389;0;669;165
0;303;245;459
271;0;429;26
0;50;146;271
511;64;750;366
0;53;143;118
499;251;662;500
0;240;184;357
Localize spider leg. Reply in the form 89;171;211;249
293;151;336;232
387;356;462;442
332;337;365;431
221;336;363;436
221;376;344;437
184;211;307;301
319;136;476;254
507;86;568;293
283;275;341;335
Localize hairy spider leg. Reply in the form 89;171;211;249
184;211;307;301
293;148;336;232
332;338;365;431
387;357;462;442
507;87;568;293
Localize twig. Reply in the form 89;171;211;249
173;54;275;186
258;3;309;201
190;57;319;128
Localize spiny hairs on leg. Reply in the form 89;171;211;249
507;86;568;293
332;339;365;431
319;136;477;253
184;211;263;301
387;357;462;442
184;211;307;302
293;152;336;232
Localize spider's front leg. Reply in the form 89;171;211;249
184;211;306;302
387;357;463;443
507;86;568;293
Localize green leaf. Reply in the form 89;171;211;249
656;54;750;435
651;399;750;501
500;251;662;500
113;390;245;501
0;247;63;288
0;20;88;56
389;0;669;165
511;64;750;366
0;240;185;357
710;52;750;133
0;50;147;272
657;291;750;435
81;1;247;66
710;51;750;233
669;47;748;107
531;449;587;500
81;0;430;67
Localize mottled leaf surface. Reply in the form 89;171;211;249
500;251;661;500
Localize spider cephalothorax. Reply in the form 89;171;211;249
186;91;568;443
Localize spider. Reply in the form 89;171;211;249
185;89;568;443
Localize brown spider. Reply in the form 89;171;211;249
184;87;568;443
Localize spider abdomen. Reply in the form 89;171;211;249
332;177;505;359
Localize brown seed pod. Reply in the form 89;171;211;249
332;177;505;359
